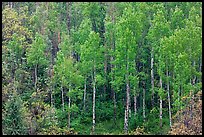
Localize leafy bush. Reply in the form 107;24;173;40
129;126;149;135
3;92;29;135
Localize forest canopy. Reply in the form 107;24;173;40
2;2;202;135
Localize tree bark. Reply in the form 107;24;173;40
124;109;127;134
151;48;154;107
166;69;172;128
92;65;96;134
68;83;71;129
124;79;130;134
129;94;131;118
83;77;87;111
124;49;130;134
143;87;146;122
134;94;137;116
159;77;163;128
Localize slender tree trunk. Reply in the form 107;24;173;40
83;77;87;111
124;78;130;134
124;49;130;134
166;69;172;128
35;64;38;91
134;94;137;116
151;48;154;107
129;93;131;118
92;65;96;134
68;83;71;129
124;109;127;134
159;77;163;128
61;84;64;111
143;87;146;122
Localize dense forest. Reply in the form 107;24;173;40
2;2;202;135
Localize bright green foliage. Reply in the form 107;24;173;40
2;2;202;135
27;33;48;67
81;31;101;67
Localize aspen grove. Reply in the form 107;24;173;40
2;2;202;135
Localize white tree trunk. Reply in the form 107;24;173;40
151;48;154;107
124;58;130;134
127;79;130;131
92;66;96;134
124;80;130;134
159;77;162;128
83;77;86;110
129;95;131;118
143;87;146;122
134;94;137;116
124;109;128;134
68;83;71;129
166;70;172;128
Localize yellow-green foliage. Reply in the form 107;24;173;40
129;126;149;135
2;6;32;46
38;126;78;135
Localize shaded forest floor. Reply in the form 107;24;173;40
76;91;202;135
